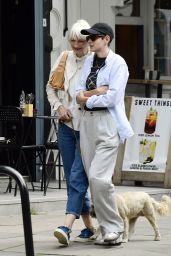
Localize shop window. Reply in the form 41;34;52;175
116;0;140;17
154;1;171;76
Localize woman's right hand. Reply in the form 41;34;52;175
57;105;72;122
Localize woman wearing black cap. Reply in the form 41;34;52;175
76;22;134;245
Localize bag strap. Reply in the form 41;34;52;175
58;51;68;68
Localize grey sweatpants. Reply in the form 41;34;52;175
80;110;124;236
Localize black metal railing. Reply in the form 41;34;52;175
0;165;34;256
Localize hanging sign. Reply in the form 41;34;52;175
122;97;171;172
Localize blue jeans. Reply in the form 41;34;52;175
58;122;90;218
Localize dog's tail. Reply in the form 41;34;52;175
151;195;171;216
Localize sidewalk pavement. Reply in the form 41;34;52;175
0;181;171;255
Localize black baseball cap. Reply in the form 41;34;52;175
81;23;114;41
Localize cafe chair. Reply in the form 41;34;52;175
43;118;63;195
0;105;46;195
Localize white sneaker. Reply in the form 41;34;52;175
94;236;122;246
104;232;120;242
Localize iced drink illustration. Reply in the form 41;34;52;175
144;108;158;134
139;139;156;164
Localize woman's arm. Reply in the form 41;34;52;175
46;81;62;111
83;85;108;97
76;85;108;105
76;86;108;105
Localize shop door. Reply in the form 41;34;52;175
115;25;144;79
0;0;35;106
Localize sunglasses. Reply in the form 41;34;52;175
86;34;105;42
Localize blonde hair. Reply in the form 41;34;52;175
68;19;90;41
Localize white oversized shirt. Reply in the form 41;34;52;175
76;49;134;143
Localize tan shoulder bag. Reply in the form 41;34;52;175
49;51;68;90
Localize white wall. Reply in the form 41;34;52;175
50;0;68;67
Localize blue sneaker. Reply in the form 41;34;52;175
54;226;71;245
74;228;95;242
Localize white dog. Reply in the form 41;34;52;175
90;192;171;243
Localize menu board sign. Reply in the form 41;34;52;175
122;97;171;172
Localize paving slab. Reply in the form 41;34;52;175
0;181;171;255
0;211;171;256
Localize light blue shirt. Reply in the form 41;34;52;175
76;49;134;143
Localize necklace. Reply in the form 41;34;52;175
94;56;106;69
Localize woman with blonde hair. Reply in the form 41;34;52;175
46;19;95;246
